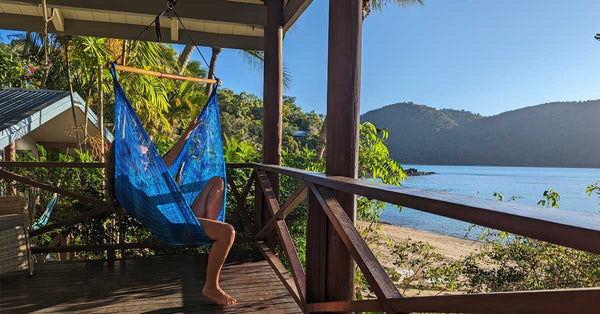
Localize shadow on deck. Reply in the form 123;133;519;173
1;253;301;313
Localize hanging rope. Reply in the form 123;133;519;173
171;9;218;82
42;0;49;66
112;11;164;66
111;0;219;83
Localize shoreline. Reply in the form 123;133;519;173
357;220;484;297
402;163;600;170
358;220;483;262
378;220;476;242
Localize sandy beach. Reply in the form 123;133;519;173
359;221;483;262
357;220;483;296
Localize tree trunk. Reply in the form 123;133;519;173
205;47;222;96
63;37;82;151
121;40;128;66
98;64;105;160
22;32;32;56
3;142;17;195
84;89;91;143
178;45;194;75
314;115;327;161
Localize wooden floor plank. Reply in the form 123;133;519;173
1;253;301;313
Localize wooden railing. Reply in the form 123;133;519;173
2;161;600;313
0;161;255;257
249;163;600;313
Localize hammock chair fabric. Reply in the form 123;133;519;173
31;193;58;230
110;65;226;246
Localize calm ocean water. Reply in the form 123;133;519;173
379;165;600;239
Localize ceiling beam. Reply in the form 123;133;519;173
1;0;267;26
170;17;178;42
283;0;313;33
50;8;64;32
0;13;264;50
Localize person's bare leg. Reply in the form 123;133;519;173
197;218;236;306
191;177;225;220
191;177;234;306
205;177;225;220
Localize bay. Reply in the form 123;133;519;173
379;165;600;239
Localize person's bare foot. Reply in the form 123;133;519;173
202;285;237;306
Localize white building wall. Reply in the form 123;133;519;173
15;134;39;158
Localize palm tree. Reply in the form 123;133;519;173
363;0;424;18
315;0;424;160
177;45;228;95
204;47;222;96
177;44;194;75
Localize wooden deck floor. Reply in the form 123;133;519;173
1;253;301;313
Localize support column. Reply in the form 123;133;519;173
259;0;284;247
306;0;362;308
4;142;17;195
263;0;284;193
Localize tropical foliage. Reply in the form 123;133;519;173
1;30;598;302
363;0;425;18
458;192;600;293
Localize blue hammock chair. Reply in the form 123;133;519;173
31;192;58;230
110;65;226;246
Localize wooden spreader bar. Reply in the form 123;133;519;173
113;64;220;84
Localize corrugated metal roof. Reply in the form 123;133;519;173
0;87;113;149
0;87;69;131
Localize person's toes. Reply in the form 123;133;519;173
202;286;236;306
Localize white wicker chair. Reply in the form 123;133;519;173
0;195;33;276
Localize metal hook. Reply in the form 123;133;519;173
166;0;176;11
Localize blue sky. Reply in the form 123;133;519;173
211;0;600;116
2;0;600;116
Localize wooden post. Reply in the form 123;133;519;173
259;0;284;250
263;0;284;197
254;173;263;233
4;142;16;162
107;248;116;264
306;0;363;309
3;142;17;195
306;189;328;304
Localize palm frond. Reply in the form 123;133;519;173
365;0;424;18
240;49;293;89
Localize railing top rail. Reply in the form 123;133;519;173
0;161;106;168
307;287;600;313
0;161;255;169
253;163;600;254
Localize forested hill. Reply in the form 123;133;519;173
361;100;600;168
